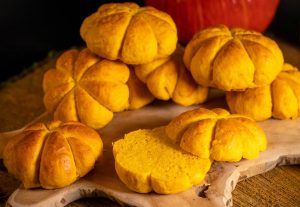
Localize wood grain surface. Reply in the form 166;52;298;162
0;38;300;207
4;100;300;207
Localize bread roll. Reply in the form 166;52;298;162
43;48;154;129
183;25;283;91
3;120;103;189
80;2;177;64
166;108;267;162
226;63;300;120
134;45;208;106
113;127;211;194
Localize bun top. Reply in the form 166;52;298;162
166;108;267;162
3;120;103;189
80;2;177;64
183;24;283;91
43;48;154;129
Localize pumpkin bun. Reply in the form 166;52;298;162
113;127;211;194
134;45;208;106
3;120;103;189
183;24;284;91
166;108;267;162
80;2;177;64
226;63;300;121
43;48;154;129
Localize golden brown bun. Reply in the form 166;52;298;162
134;45;208;106
226;63;300;120
127;68;155;110
113;127;211;194
80;2;177;65
165;108;267;162
183;25;283;91
43;48;154;129
3;120;103;189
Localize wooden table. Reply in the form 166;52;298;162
0;38;300;207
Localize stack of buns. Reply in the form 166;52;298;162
42;2;210;129
2;1;298;195
183;24;300;121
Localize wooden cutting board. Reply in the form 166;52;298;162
5;98;300;207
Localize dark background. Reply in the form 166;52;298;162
0;0;299;82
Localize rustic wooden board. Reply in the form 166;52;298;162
4;98;300;207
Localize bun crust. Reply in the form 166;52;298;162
3;120;103;189
183;25;283;91
134;46;208;106
43;48;153;129
226;63;300;120
166;108;267;162
80;3;177;64
113;127;211;194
